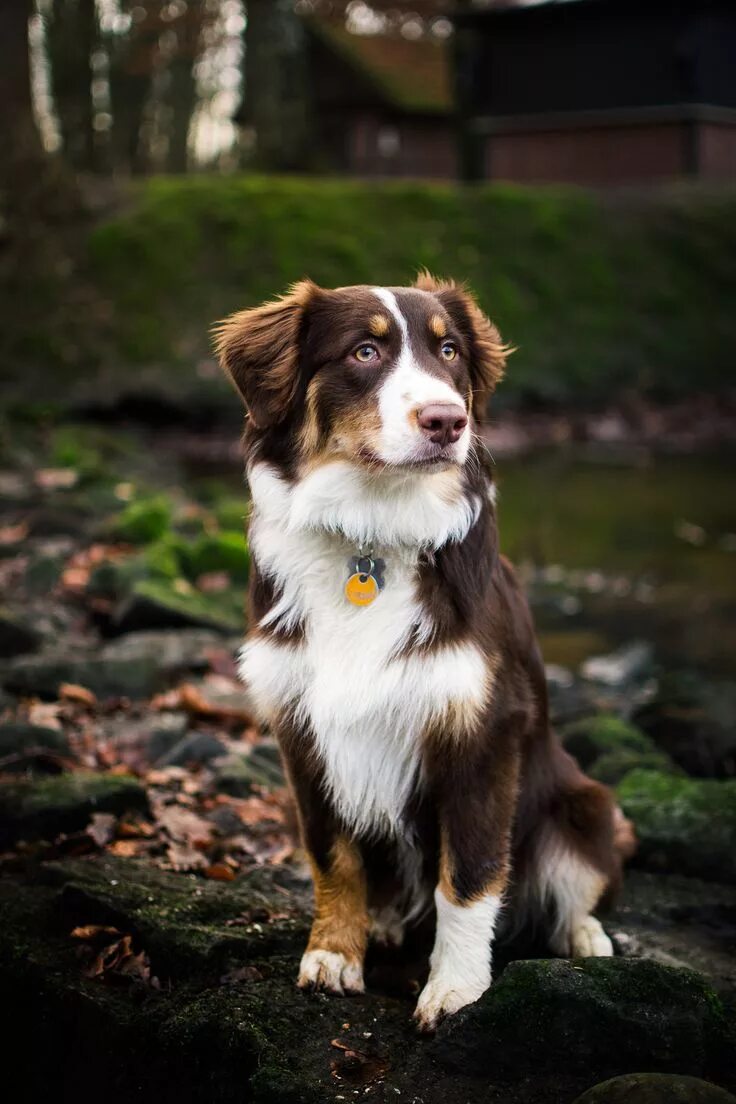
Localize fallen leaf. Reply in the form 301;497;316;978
86;811;117;848
164;839;208;872
196;571;230;593
0;521;29;545
152;682;253;726
205;862;237;882
60;682;98;707
84;933;156;986
220;965;266;984
35;468;78;490
108;839;148;858
27;702;63;730
71;925;121;941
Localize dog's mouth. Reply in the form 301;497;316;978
357;445;459;472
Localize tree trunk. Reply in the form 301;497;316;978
46;0;99;172
0;0;44;187
244;0;310;171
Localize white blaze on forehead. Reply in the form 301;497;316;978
371;288;469;466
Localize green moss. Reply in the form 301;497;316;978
562;714;656;769
589;746;678;786
433;958;733;1080
183;531;249;583
0;771;147;844
120;578;244;634
617;770;736;882
9;177;735;410
112;495;173;543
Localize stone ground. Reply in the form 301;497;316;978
0;419;735;1103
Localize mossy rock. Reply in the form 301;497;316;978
0;720;70;758
589;746;678;786
0;608;43;657
1;651;164;700
214;744;285;796
40;855;312;981
573;1073;736;1103
112;495;173;543
0;772;147;845
113;578;244;635
618;770;736;883
562;714;657;769
633;672;736;779
433;958;733;1082
183;532;249;584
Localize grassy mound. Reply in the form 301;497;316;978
6;177;736;411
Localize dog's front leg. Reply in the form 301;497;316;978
414;729;518;1033
298;835;368;995
278;725;369;994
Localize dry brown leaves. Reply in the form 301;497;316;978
72;926;159;988
151;682;254;728
60;543;132;592
329;1037;389;1087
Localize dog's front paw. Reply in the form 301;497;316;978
413;975;489;1034
297;949;364;995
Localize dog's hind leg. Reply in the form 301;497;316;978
525;779;623;958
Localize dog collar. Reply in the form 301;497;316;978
345;546;385;607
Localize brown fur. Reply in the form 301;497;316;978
215;275;633;1005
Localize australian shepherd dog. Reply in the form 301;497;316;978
214;274;633;1032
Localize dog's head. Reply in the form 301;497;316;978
214;273;507;474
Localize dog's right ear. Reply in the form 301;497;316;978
213;280;318;428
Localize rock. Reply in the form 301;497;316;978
156;730;226;767
617;770;736;883
0;609;43;658
113;579;243;635
546;665;599;725
581;641;653;688
214;742;285;796
0;771;148;845
633;672;736;779
573;1073;736;1103
589;746;678;786
432;958;732;1082
0;721;70;757
145;711;190;761
183;532;250;584
1;652;164;700
101;628;229;672
24;553;64;596
562;713;662;769
609;870;736;991
111;495;173;543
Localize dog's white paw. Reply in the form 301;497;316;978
297;949;364;995
413;974;489;1034
570;915;613;957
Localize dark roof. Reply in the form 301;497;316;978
308;20;453;115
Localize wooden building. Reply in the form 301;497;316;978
304;20;457;179
454;0;736;185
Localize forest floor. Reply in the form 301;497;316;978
0;411;735;1104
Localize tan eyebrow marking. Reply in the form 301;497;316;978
429;313;447;339
368;313;390;338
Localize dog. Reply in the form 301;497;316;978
214;273;633;1032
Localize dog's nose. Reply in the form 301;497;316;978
417;403;468;447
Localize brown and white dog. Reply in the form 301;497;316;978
215;274;632;1032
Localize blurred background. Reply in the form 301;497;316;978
1;5;735;1094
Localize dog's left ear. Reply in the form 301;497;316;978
415;271;509;423
213;279;318;428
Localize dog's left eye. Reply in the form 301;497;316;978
440;341;458;361
353;344;379;363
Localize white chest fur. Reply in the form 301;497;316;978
239;462;489;838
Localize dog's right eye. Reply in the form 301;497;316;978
353;344;379;363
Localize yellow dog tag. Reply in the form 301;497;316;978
345;572;379;607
